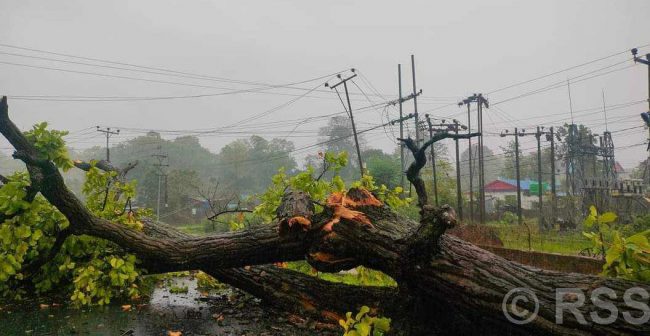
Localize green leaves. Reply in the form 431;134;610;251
254;151;411;224
599;212;618;224
81;163;147;230
24;122;73;171
355;305;370;321
339;306;391;336
324;151;348;171
0;172;30;216
15;225;31;239
0;134;150;305
583;206;650;283
584;205;617;229
601;229;650;282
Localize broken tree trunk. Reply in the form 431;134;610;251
1;97;648;335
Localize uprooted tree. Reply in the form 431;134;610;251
0;97;648;335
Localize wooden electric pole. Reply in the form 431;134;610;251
476;94;489;223
422;117;472;211
96;126;119;162
411;55;420;145
515;127;553;229
398;64;405;190
425;114;438;206
454;120;464;220
458;95;478;223
536;126;544;230
326;69;364;178
550;126;557;227
152;151;169;223
632;49;650;187
501;128;523;225
390;63;421;190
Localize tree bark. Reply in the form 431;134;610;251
1;96;649;335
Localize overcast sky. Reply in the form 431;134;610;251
1;0;649;170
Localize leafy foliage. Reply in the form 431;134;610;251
253;151;404;287
254;151;410;222
631;214;650;233
0;172;67;299
600;230;650;282
339;305;391;336
195;271;226;291
24;122;74;171
316;116;366;181
350;174;410;209
499;211;517;225
0;125;153;305
583;206;650;283
362;149;401;189
76;133;297;222
168;284;189;294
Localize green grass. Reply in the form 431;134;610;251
177;223;207;235
286;261;397;287
169;284;189;294
486;220;592;255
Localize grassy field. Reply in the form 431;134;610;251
486;220;592;256
177;223;206;235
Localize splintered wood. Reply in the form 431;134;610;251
322;189;382;232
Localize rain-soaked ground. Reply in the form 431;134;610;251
0;277;339;335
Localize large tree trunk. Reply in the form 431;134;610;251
1;97;648;335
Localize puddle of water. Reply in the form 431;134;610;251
0;277;338;336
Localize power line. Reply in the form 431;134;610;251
491;60;636;106
0;59;349;102
0;42;461;102
486;43;650;95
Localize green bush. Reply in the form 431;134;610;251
339;306;391;336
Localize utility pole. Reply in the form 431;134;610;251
421;117;471;209
536;126;544;230
326;69;364;178
632;49;650;188
425;114;438;206
516;127;553;229
411;55;420;145
389;114;416;128
454;119;463;220
549;126;557;227
398;64;405;190
458;94;478;223
476;94;489;223
152;151;169;223
390;63;422;190
501;128;523;225
96;127;119;162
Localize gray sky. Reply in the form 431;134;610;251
1;0;649;170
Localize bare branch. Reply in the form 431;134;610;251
207;208;253;221
73;159;138;178
398;132;479;207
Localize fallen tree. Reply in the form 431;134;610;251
1;97;648;335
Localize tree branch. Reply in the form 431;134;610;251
398;132;479;207
73;159;138;178
0;96;311;270
21;227;71;277
207;209;254;221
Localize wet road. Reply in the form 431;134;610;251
0;277;338;336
